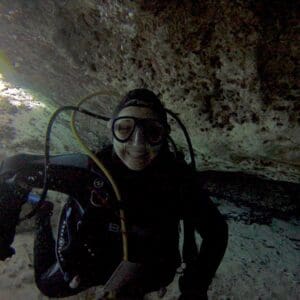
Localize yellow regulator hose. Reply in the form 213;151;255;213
70;91;128;262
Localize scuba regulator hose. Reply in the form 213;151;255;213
20;91;130;262
19;91;196;268
19;104;110;219
70;92;129;262
165;109;196;171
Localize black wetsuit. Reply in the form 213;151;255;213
32;146;228;298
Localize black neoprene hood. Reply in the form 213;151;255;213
113;89;168;124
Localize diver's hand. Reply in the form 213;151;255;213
69;274;81;289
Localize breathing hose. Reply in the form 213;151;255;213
165;109;196;171
70;95;196;263
19;104;110;220
70;92;129;262
20;91;195;266
19;91;127;262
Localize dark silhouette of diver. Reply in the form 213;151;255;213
0;89;228;299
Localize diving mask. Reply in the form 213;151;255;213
112;116;167;146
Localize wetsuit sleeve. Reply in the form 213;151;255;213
179;182;228;297
0;182;28;260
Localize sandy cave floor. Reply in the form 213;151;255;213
0;200;299;300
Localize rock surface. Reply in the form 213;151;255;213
0;0;299;184
0;2;299;297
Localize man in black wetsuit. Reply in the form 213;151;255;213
1;89;228;299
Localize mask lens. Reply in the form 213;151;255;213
113;118;135;141
144;120;165;145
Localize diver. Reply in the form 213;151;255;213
0;89;228;299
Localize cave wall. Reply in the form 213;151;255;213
0;0;299;183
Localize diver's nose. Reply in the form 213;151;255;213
131;127;146;145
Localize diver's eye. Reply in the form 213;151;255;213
144;120;165;145
113;118;135;141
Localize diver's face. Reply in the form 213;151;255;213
112;106;166;171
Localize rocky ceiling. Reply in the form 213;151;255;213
0;0;299;185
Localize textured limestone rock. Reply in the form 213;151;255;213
0;0;299;185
